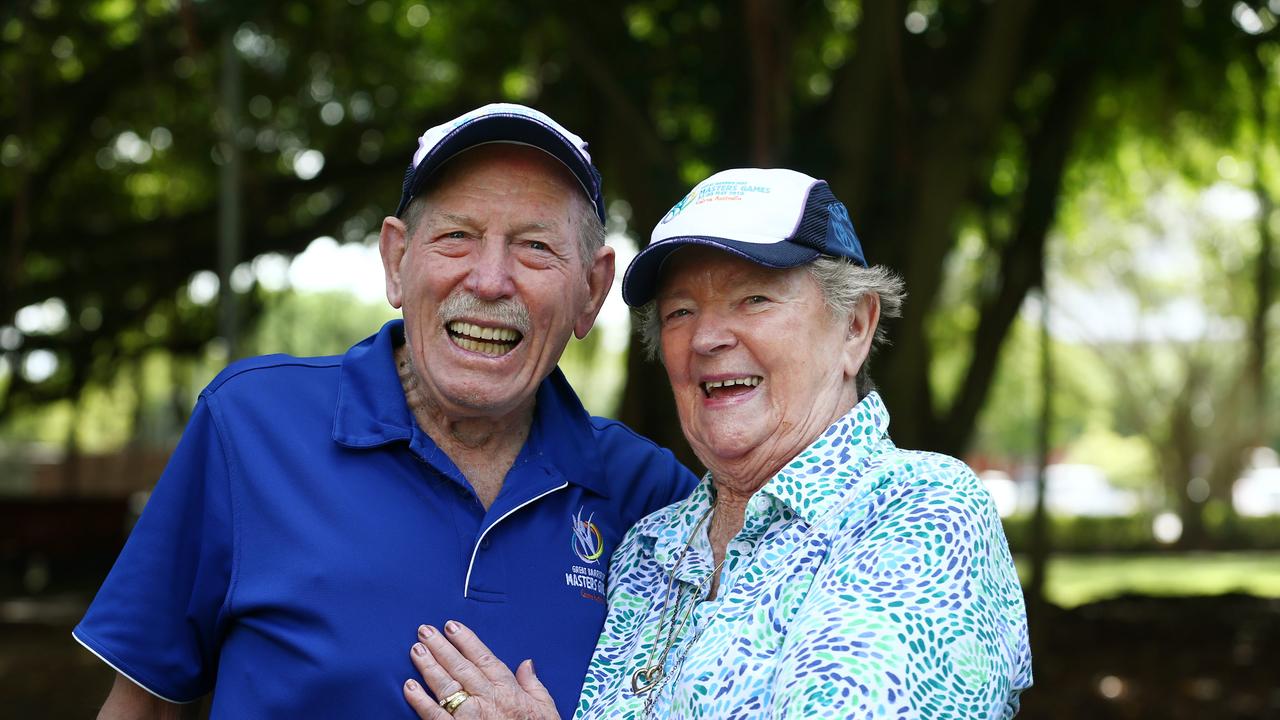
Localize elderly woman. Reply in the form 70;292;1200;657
404;169;1033;719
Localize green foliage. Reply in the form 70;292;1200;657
559;328;628;419
966;316;1112;458
1013;551;1280;608
241;289;397;359
1063;426;1158;491
1002;513;1280;554
4;1;1280;499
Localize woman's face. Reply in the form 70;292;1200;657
655;247;868;478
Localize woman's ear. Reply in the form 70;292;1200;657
843;293;880;380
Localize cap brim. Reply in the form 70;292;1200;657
396;115;603;222
621;236;820;307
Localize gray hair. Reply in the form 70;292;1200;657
634;256;905;395
401;192;605;269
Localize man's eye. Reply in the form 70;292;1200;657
445;231;467;239
527;240;549;251
745;295;769;304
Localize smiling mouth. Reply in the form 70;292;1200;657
701;376;762;399
447;321;523;357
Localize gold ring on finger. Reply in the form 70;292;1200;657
439;689;470;715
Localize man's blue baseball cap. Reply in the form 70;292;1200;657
621;168;868;307
394;103;605;223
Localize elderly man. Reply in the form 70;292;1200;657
74;104;697;719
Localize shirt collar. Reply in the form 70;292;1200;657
761;391;892;525
632;391;893;552
632;479;715;578
331;320;414;447
331;319;607;497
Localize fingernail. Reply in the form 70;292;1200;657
413;643;427;657
419;624;434;639
529;659;537;677
405;679;419;692
445;620;460;634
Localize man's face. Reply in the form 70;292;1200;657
379;144;614;422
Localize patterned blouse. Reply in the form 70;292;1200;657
574;392;1032;719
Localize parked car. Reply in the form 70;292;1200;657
1017;463;1139;517
978;470;1020;518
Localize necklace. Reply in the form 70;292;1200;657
629;503;726;698
627;478;871;714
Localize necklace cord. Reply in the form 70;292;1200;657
629;473;873;713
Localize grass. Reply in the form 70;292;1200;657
1013;551;1280;608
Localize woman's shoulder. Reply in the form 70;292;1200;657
862;446;985;497
816;447;997;540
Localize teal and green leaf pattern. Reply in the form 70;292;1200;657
574;392;1032;719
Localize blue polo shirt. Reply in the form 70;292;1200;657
74;320;696;719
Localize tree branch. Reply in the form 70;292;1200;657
937;59;1096;455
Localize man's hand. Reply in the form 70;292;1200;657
403;621;559;720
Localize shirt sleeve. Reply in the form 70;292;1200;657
73;396;236;703
597;420;700;515
771;459;1033;719
660;458;700;510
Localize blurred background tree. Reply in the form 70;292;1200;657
3;0;1275;462
3;1;1280;717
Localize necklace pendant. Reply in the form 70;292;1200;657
631;664;663;694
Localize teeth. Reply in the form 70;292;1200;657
448;321;520;343
452;336;513;356
702;377;762;392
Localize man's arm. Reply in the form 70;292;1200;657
97;674;200;720
77;398;235;713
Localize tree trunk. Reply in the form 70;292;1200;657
218;29;243;359
866;0;1039;451
746;0;790;166
1026;288;1053;636
935;60;1095;457
4;2;31;348
1168;376;1207;549
1247;130;1274;447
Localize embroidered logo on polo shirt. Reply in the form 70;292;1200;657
570;507;604;563
566;507;606;602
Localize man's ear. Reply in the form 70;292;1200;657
842;293;880;380
379;216;410;309
574;244;616;340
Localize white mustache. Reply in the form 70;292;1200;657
440;292;531;334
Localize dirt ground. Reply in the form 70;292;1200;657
1021;593;1280;720
2;592;1277;719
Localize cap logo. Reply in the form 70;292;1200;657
659;190;698;224
659;181;773;225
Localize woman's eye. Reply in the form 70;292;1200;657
445;231;467;239
663;308;691;321
745;295;769;304
527;240;549;251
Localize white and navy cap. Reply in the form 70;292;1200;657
621;168;868;307
394;103;605;223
